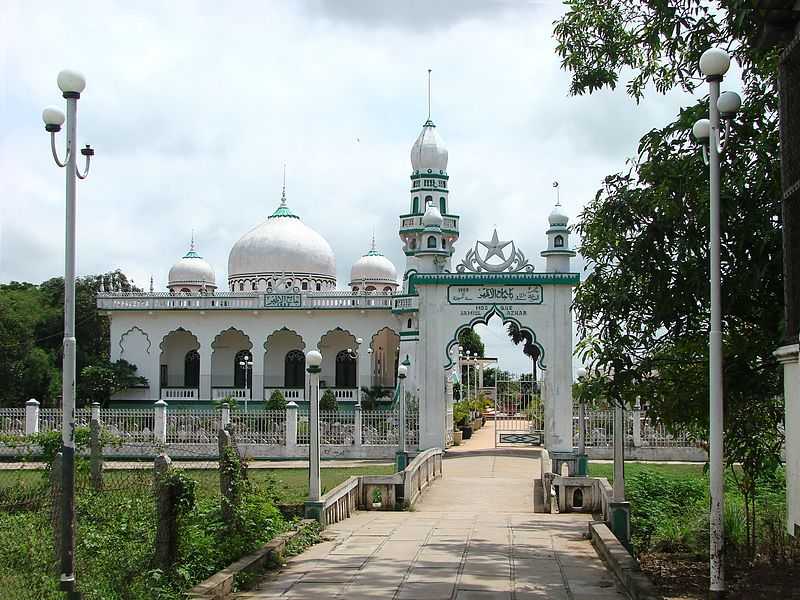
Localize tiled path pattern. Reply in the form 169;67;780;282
236;453;628;599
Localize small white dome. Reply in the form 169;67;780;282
549;204;569;227
410;119;448;173
227;195;336;286
168;244;216;290
422;203;444;228
349;238;398;287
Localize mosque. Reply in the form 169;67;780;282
98;113;579;452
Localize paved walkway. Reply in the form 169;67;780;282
236;450;628;599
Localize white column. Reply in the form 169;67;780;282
613;402;625;501
91;402;100;422
154;399;167;444
199;342;212;402
221;402;231;428
286;401;299;450
548;285;575;452
25;399;40;435
252;346;264;403
776;343;800;535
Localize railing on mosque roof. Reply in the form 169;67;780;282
95;290;417;312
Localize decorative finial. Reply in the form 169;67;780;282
427;69;432;121
370;232;376;252
552;181;562;207
281;163;287;206
190;229;196;252
149;275;154;293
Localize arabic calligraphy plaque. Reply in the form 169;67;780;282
263;294;302;309
447;285;543;305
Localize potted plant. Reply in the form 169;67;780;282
453;429;463;445
371;488;382;509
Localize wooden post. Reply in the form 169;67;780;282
154;453;178;571
50;452;63;568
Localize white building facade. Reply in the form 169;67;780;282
98;115;580;454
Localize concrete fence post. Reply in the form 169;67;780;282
154;453;178;570
221;402;231;428
154;400;168;444
286;401;298;450
632;403;642;448
90;403;103;491
354;404;362;447
25;398;40;435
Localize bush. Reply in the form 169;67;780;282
319;389;337;411
266;389;287;411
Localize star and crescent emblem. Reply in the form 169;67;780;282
456;228;534;273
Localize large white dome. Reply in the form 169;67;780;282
168;244;216;291
227;195;336;289
410;119;448;173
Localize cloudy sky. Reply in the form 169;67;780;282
1;1;700;373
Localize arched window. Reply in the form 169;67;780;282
184;350;200;388
366;285;376;292
180;288;191;294
335;350;356;388
441;238;446;249
301;281;308;291
383;286;393;292
410;238;417;250
316;283;321;291
412;197;419;213
239;282;245;291
427;235;437;248
440;197;446;213
352;286;359;292
407;318;413;329
424;195;432;207
234;350;252;388
284;349;305;388
554;235;565;248
251;281;257;291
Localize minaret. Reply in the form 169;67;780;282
540;183;576;272
400;71;460;278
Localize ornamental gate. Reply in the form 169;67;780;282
494;372;544;446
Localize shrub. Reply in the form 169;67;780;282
319;389;337;411
266;389;287;411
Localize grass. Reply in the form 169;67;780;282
589;461;705;481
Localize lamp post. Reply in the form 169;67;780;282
42;68;93;598
575;367;588;476
304;350;323;521
396;363;409;470
238;354;254;412
465;351;472;402
345;337;364;405
693;47;741;599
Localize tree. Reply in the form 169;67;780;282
319;389;338;412
77;359;147;408
458;328;484;356
266;389;287;410
360;385;391;411
555;0;784;555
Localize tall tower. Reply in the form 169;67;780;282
399;76;460;278
540;198;576;272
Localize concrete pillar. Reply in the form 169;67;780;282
25;399;40;435
632;402;642;448
91;402;101;422
252;346;264;402
304;351;324;523
776;343;800;535
154;400;167;444
354;404;362;447
548;285;575;453
199;342;212;401
221;402;231;428
286;402;298;450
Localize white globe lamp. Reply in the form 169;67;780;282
57;69;86;95
692;118;711;143
699;48;730;78
306;350;322;368
717;91;742;118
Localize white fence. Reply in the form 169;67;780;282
2;401;418;459
573;407;695;448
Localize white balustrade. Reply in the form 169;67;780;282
265;388;304;401
212;388;248;400
572;407;695;448
161;388;198;400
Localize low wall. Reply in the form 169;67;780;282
586;446;706;462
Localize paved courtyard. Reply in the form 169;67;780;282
235;450;628;599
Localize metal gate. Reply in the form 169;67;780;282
494;372;543;446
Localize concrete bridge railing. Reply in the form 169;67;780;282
311;447;444;526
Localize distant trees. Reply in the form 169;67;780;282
0;270;141;407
